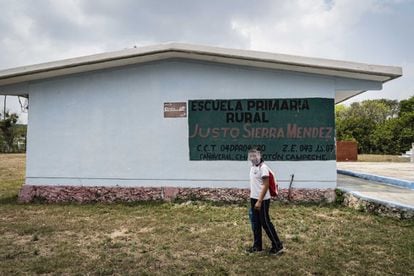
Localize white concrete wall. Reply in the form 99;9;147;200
23;59;367;189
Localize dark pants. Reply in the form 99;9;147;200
250;198;282;250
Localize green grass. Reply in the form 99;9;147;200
1;154;413;275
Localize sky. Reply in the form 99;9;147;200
0;0;413;124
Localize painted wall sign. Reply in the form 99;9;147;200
164;102;187;118
188;98;335;161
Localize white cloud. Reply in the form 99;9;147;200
0;0;413;123
230;0;392;59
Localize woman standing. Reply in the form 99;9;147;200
246;147;284;255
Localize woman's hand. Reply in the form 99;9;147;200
254;200;262;210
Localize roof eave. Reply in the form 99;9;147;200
0;42;403;86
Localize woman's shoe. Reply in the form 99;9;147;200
269;246;284;255
245;246;263;253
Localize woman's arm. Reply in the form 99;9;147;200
254;177;269;210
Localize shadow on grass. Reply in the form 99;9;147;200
0;194;18;205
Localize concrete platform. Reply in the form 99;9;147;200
337;162;414;182
337;174;414;210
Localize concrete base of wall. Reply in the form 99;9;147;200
342;192;414;219
17;185;336;204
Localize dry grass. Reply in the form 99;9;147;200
0;154;413;275
0;153;25;204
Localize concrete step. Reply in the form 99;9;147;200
337;174;414;207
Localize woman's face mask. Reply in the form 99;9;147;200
248;152;261;166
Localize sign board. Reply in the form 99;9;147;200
188;98;335;161
164;102;187;118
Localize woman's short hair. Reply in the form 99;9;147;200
248;147;261;153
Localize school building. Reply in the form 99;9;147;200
0;43;402;203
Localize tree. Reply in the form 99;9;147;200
370;118;401;154
396;96;414;152
336;100;390;153
399;97;414;115
335;96;414;155
376;99;400;118
0;111;19;153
